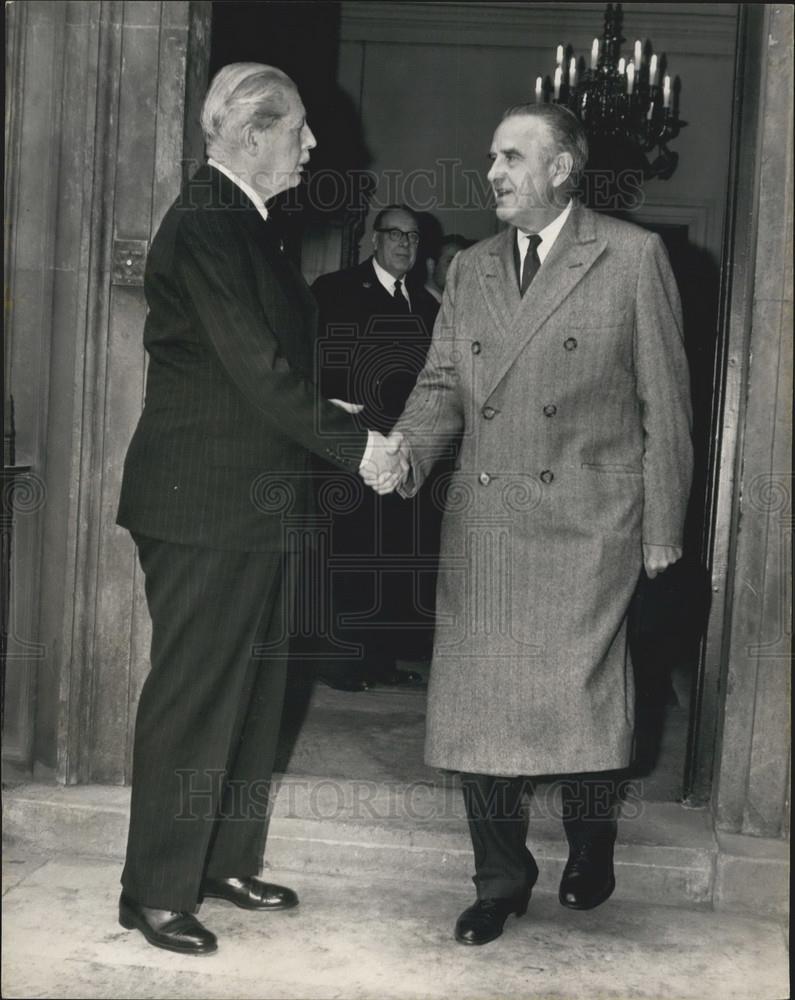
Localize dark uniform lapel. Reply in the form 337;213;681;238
359;257;400;310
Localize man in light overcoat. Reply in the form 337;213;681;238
392;103;693;945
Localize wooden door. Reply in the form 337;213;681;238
3;1;211;783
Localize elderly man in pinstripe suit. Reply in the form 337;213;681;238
116;63;404;955
393;104;693;945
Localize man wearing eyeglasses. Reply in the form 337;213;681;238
310;204;445;691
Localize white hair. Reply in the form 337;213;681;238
200;63;296;157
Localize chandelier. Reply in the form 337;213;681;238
535;3;685;183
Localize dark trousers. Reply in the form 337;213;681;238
121;535;290;912
460;772;617;899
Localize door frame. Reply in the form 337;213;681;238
683;3;768;805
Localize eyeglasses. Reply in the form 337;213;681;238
375;227;420;246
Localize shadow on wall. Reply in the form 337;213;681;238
625;230;720;792
210;0;375;244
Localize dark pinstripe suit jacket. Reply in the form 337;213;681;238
117;164;368;551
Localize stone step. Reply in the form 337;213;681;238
2;774;734;911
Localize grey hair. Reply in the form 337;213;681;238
500;103;588;194
201;63;296;157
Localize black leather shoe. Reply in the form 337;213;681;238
118;892;217;955
559;837;616;910
367;668;426;688
318;673;372;692
393;669;426;688
201;875;299;911
454;892;530;946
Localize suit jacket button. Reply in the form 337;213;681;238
472;341;482;355
543;404;557;417
564;337;578;351
479;472;491;486
482;406;496;419
540;469;554;484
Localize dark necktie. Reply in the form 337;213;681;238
393;279;410;313
518;234;542;296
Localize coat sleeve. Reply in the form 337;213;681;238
394;254;466;497
634;232;693;546
175;213;368;471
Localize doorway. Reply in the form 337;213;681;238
204;1;740;806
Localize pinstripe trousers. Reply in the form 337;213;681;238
121;534;290;912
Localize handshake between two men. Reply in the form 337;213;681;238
327;397;410;496
359;430;410;496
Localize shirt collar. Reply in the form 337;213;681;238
371;256;410;302
516;199;572;263
207;158;269;223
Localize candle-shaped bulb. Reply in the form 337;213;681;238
556;44;564;66
626;62;635;95
634;39;642;66
663;74;671;108
647;100;654;121
569;57;577;89
618;57;626;75
591;38;599;69
535;75;543;102
649;53;658;85
554;65;562;100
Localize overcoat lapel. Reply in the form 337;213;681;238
482;205;607;401
474;229;520;349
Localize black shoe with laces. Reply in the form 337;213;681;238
454;891;531;946
558;834;616;910
119;892;217;955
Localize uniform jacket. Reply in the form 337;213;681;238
396;203;693;775
117;165;367;552
310;258;445;656
312;257;440;434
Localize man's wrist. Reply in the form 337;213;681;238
359;430;376;470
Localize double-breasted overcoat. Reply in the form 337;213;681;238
396;203;693;776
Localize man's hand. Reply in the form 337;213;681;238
643;544;682;578
359;431;409;495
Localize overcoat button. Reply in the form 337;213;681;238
543;404;557;417
472;341;482;355
540;469;554;484
482;406;496;419
479;472;491;486
564;337;578;351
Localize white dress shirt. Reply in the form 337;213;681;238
372;256;412;308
